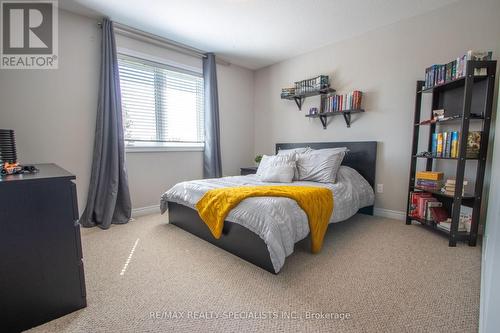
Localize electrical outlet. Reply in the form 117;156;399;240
377;184;384;193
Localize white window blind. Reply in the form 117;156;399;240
118;54;204;148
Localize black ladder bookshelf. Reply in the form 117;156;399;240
406;60;496;247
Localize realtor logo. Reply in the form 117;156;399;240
1;0;58;69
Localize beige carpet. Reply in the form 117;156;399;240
28;214;480;333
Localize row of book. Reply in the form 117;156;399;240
415;172;469;196
409;191;472;232
323;91;362;113
431;131;481;158
424;50;493;89
409;192;446;221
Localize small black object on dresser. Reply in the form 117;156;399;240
240;167;258;175
0;164;87;332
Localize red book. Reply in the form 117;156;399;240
430;207;448;222
418;197;437;219
409;192;432;217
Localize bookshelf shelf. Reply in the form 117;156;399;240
410;185;476;200
406;60;496;247
412;155;480;161
305;109;365;129
281;87;336;110
420;74;489;94
414;114;485;126
409;216;470;239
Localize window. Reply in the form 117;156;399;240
118;54;204;149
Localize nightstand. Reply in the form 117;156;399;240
240;167;258;175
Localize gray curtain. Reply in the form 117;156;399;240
202;53;222;178
80;18;132;229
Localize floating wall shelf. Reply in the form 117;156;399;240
281;87;336;110
305;109;365;129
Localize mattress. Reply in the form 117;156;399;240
161;166;374;273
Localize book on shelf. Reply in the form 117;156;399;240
437;221;468;232
467;131;481;158
430;206;448;222
436;205;472;233
423;50;493;89
437;133;443;157
426;201;442;221
324;90;362;113
430;131;480;158
431;133;438;156
409;192;432;218
416;179;443;189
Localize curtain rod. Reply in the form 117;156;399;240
98;21;230;66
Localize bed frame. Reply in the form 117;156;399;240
168;141;377;273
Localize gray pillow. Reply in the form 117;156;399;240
296;149;346;183
256;154;296;183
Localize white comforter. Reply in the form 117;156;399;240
160;166;374;273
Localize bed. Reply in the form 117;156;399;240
161;141;377;274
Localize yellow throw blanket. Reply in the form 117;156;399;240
195;186;334;253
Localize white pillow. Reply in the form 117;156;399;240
277;147;313;155
276;147;313;180
256;154;296;183
296;149;346;183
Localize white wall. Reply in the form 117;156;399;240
0;9;255;213
480;87;500;333
253;0;500;213
116;34;255;209
0;10;99;212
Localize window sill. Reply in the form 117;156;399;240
125;146;204;153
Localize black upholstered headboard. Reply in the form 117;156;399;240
275;141;377;187
275;141;377;215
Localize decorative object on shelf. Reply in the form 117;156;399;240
0;129;17;165
280;87;296;98
254;154;263;165
407;59;496;247
280;75;335;110
309;107;319;115
432;109;445;120
295;75;329;95
0;129;39;176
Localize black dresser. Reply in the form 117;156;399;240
0;164;87;332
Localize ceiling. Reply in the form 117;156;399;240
61;0;460;69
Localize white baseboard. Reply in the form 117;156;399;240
373;208;406;221
131;204;161;218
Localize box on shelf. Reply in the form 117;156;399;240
416;171;444;181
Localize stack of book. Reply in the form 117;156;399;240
409;192;447;222
415;171;444;190
441;178;468;196
431;131;481;158
324;91;362;113
424;50;493;89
